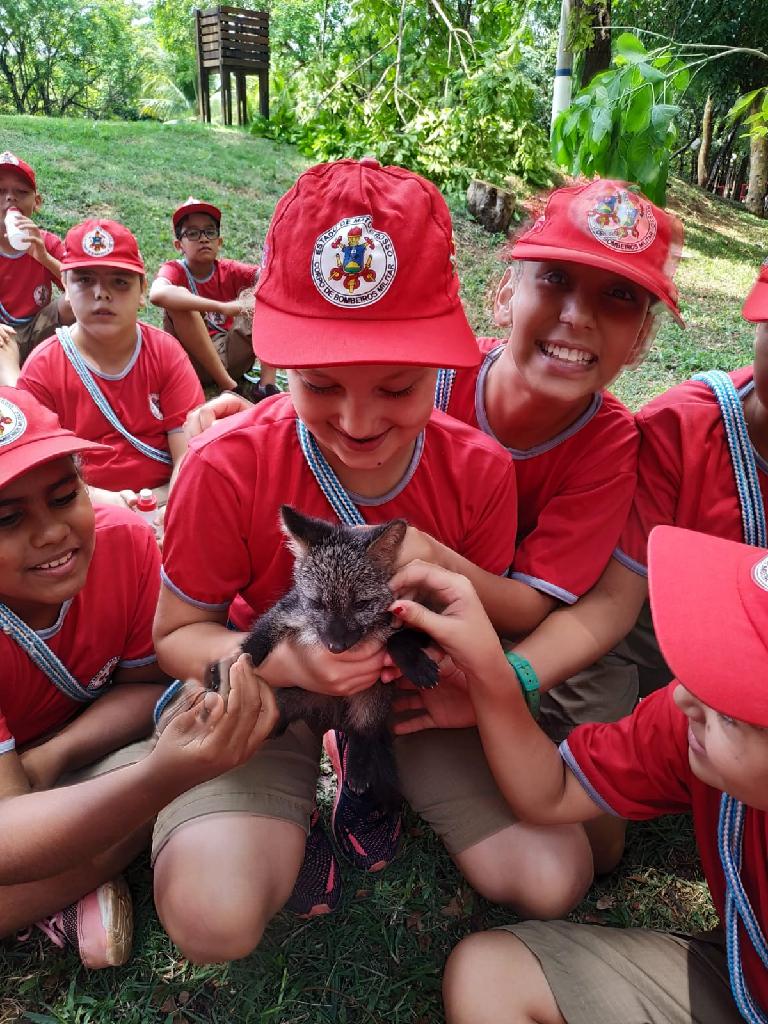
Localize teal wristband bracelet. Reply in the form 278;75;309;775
504;651;540;719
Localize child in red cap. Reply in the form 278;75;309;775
386;527;768;1024
465;256;768;870
0;386;278;969
0;152;74;383
151;158;598;964
17;219;204;516
149;197;276;396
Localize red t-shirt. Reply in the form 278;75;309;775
18;323;204;490
444;337;638;602
161;394;518;630
0;506;160;751
616;368;764;574
562;684;768;1014
0;230;64;324
156;258;258;337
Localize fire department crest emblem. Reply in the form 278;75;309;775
0;397;27;446
34;284;50;307
82;226;115;258
587;189;657;254
311;216;397;308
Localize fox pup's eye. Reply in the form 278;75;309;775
309;598;325;610
352;599;371;611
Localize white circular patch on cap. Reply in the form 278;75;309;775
0;396;27;446
0;152;20;166
752;555;768;592
82;226;115;258
311;216;397;308
587;188;657;254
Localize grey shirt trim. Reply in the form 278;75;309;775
613;547;648;577
347;432;425;507
509;572;578;605
37;599;74;640
475;346;603;459
559;739;620;817
84;325;143;381
161;567;230;612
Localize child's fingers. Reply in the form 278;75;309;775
391;711;436;735
387;597;450;642
391;690;425;712
389;559;473;604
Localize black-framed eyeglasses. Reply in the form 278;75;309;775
181;227;220;241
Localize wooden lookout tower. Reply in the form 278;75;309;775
195;6;269;126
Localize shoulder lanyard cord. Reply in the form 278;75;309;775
695;369;768;1022
56;326;172;465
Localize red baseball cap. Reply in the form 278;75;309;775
0;151;36;190
61;220;145;275
648;526;768;727
510;179;685;326
172;196;222;230
0;388;108;490
251;158;479;368
742;260;768;323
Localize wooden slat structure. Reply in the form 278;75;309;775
195;6;269;125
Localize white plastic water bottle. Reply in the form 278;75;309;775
136;489;158;531
4;208;30;251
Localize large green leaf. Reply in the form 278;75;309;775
625;86;652;132
615;33;646;63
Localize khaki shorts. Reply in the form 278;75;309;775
13;299;63;363
162;311;253;381
538;603;673;745
60;735;156;786
151;723;517;863
504;920;741;1024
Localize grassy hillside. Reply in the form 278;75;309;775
1;114;767;1024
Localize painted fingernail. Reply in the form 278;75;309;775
391;604;404;615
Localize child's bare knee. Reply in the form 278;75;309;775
156;879;272;963
444;931;538;1024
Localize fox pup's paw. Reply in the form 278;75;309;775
386;628;439;690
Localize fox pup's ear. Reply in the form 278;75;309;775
279;504;334;558
365;519;407;570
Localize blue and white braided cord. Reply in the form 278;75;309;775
0;300;33;327
718;795;768;1023
56;327;172;465
295;419;365;526
694;371;766;547
0;603;97;703
433;368;456;413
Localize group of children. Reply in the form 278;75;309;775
1;146;767;1024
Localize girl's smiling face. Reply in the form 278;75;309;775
496;260;654;403
288;363;438;491
0;458;95;629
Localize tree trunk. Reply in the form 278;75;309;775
746;95;768;218
697;94;713;188
579;0;612;87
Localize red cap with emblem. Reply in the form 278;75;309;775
172;196;222;231
0;151;36;190
742;260;768;323
510;179;685;326
61;220;145;275
649;526;768;727
251;158;479;368
0;387;107;490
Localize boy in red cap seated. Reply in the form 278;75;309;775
151;158;599;964
17;219;203;515
0;152;74;384
0;386;278;968
387;527;768;1024
149;197;277;396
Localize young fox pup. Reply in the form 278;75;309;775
235;506;438;803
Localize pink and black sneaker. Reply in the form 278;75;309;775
22;877;133;968
284;810;342;918
323;730;402;872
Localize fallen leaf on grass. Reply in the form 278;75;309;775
595;895;615;911
406;911;424;932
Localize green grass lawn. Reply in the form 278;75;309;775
1;114;767;1024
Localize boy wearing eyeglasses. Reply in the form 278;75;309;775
149;197;277;397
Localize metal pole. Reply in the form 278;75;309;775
551;0;573;136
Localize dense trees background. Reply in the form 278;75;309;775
0;0;766;211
